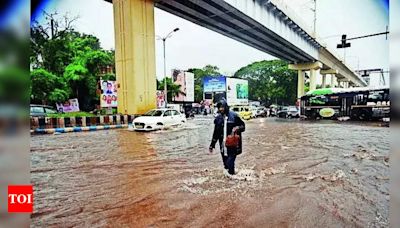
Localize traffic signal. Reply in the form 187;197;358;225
337;34;351;48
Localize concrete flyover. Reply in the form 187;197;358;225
105;0;367;113
154;0;367;94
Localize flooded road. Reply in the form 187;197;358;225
31;117;390;227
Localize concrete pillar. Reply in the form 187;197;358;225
113;0;157;114
330;74;335;87
322;74;326;88
297;70;305;98
310;69;317;91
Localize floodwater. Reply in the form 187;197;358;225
30;117;390;227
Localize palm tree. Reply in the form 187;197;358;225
157;78;186;102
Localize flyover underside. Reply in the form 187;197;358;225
319;48;367;86
154;0;315;63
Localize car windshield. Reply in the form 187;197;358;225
143;110;164;116
288;107;298;112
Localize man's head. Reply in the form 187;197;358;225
216;98;228;114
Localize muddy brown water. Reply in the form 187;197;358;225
30;117;389;227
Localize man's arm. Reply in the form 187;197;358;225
210;123;222;148
234;115;245;133
210;116;223;149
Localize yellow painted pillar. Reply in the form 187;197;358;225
113;0;157;115
310;69;317;91
297;70;305;98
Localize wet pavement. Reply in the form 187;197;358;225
31;117;390;227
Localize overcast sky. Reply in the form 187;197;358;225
36;0;389;86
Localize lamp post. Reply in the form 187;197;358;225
158;28;180;107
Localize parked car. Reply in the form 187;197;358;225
30;104;58;117
250;106;258;118
277;106;300;118
256;106;267;117
132;108;186;131
231;106;252;120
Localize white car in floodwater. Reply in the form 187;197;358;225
131;108;186;131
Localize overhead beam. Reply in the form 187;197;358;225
288;61;322;70
320;69;338;75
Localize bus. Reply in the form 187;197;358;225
300;87;390;120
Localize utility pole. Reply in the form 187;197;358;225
313;0;316;35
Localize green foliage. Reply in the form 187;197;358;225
30;12;115;111
30;68;69;104
187;65;221;102
234;60;297;105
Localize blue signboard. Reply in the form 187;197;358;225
203;76;226;92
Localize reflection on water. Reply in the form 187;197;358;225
31;117;389;227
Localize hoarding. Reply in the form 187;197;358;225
100;80;117;108
185;72;194;102
172;70;195;102
56;98;80;113
226;78;249;105
203;76;226;92
156;90;165;108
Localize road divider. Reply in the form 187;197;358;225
30;114;135;134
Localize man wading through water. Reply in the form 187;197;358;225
209;99;245;175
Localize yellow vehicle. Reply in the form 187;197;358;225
231;105;252;120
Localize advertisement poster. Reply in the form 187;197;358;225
203;76;226;92
56;98;80;113
226;78;249;105
184;72;194;102
100;80;117;108
172;70;195;102
156;90;165;108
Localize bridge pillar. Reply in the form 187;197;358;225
321;74;326;88
320;69;338;88
289;61;322;96
337;79;349;88
309;69;318;91
113;0;157;115
297;70;305;98
331;75;336;87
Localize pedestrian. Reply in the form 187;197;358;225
209;98;245;175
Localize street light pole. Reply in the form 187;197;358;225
163;38;167;107
159;27;179;108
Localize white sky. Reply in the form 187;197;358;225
37;0;389;86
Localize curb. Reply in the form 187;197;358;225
31;124;130;134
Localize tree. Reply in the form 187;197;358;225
234;60;297;106
187;65;221;102
30;68;69;104
30;11;115;110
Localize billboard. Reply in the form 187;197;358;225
156;90;165;108
226;78;249;105
203;76;226;92
100;80;117;108
185;72;194;102
172;70;194;102
56;98;80;113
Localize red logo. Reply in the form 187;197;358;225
8;185;33;213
